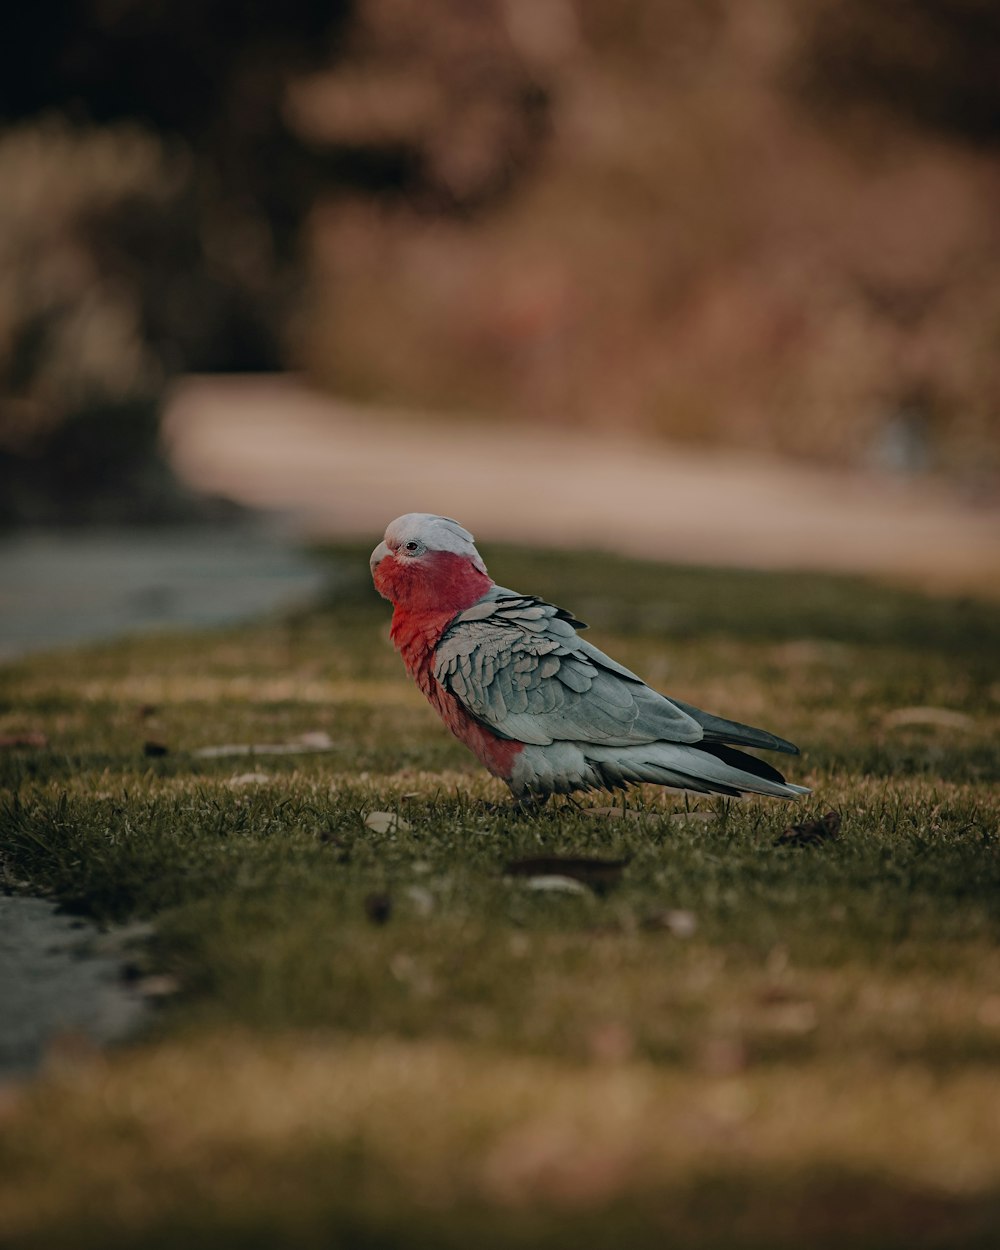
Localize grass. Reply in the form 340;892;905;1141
1;542;999;1248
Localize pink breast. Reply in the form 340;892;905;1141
393;613;522;780
428;680;523;778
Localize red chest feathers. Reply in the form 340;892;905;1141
390;611;521;779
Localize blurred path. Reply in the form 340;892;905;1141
164;375;1000;596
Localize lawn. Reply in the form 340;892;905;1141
1;542;998;1249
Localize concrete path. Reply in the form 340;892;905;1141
163;375;1000;596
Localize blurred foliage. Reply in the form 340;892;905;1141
0;122;275;523
0;1;551;523
0;0;349;254
801;0;1000;145
297;0;1000;482
1;0;999;523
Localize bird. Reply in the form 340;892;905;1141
370;513;809;805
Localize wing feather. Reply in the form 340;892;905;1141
434;594;704;747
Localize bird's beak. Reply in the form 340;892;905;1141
369;540;391;577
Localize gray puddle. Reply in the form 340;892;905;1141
0;897;149;1080
1;522;338;1077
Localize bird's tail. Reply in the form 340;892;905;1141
585;740;810;799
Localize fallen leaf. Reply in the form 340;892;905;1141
524;875;590;895
504;855;629;892
194;744;265;758
134;974;181;999
193;731;334;759
776;810;841;848
641;909;697;937
228;772;272;786
0;732;47;749
364;892;392;924
365;811;411;833
882;706;974;730
143;740;169;757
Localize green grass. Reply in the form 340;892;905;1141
1;543;999;1248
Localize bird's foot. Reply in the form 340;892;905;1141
474;793;551;816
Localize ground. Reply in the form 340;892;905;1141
1;542;998;1248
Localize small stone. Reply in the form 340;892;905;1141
228;772;271;786
365;812;411;833
524;875;589;895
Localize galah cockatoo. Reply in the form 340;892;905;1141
370;513;809;803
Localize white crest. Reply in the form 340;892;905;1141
383;513;487;574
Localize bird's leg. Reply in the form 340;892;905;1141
473;792;550;816
514;792;550;815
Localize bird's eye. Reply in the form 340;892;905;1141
404;540;420;553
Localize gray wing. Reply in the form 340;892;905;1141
433;594;705;747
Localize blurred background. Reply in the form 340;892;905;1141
1;0;999;632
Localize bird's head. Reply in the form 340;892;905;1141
370;513;492;612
